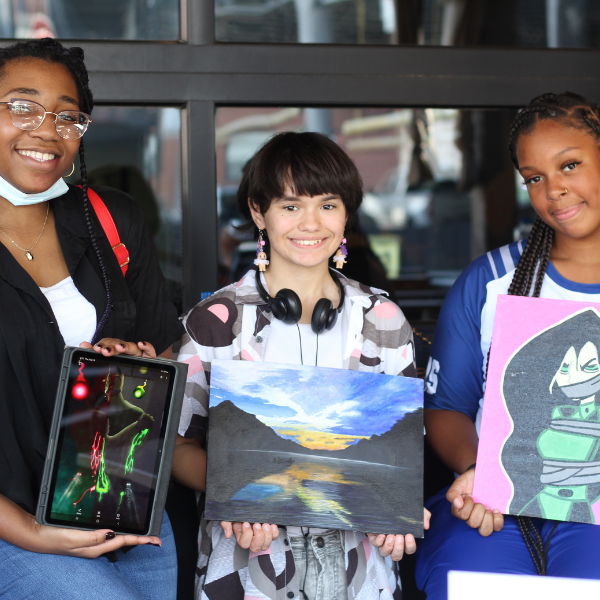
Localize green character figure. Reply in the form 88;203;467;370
502;309;600;524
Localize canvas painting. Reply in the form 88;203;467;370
205;360;424;536
474;295;600;524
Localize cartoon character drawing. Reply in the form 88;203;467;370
502;309;600;523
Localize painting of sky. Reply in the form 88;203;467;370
210;360;423;451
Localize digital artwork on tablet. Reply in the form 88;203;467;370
474;295;600;524
46;352;174;534
205;360;424;536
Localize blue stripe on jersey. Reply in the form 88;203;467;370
485;241;524;281
488;248;506;278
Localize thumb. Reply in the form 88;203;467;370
138;341;157;358
220;521;233;539
446;482;464;509
446;473;471;509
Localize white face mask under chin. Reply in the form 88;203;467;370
0;173;69;206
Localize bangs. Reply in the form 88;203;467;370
238;131;363;225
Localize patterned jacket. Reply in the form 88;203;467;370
177;269;417;600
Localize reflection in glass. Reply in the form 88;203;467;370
1;0;179;40
216;0;600;49
216;106;534;318
67;107;182;312
216;0;397;44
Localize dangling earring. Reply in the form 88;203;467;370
333;236;348;270
63;163;75;178
254;229;269;272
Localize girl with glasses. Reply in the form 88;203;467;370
171;131;430;600
0;39;183;600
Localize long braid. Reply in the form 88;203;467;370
506;217;542;297
58;46;113;343
533;223;554;298
80;141;112;343
0;39;112;343
503;90;600;574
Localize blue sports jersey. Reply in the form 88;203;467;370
425;240;600;433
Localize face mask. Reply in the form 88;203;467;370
0;173;68;206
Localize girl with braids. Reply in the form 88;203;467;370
0;39;183;599
415;91;600;597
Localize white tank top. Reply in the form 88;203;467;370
39;276;97;346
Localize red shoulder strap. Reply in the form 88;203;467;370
79;186;129;276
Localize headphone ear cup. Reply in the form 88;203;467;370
325;304;339;331
312;298;333;335
270;296;288;322
275;288;302;325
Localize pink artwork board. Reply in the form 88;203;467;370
473;295;600;524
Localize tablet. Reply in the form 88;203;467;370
36;347;187;536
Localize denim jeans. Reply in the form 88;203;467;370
0;513;177;600
289;529;346;600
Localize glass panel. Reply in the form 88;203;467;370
1;0;179;40
66;106;183;312
216;0;397;44
216;106;536;320
216;0;600;49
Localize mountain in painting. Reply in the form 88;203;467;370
339;407;423;468
209;400;313;455
210;400;422;465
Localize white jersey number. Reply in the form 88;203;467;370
425;357;440;394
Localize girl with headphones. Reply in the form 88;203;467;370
172;131;429;600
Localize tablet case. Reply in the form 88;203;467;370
35;347;188;536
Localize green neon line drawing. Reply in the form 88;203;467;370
125;428;149;475
96;440;109;501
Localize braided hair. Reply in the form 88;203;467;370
503;92;600;573
0;38;111;344
506;92;600;298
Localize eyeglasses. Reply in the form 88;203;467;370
0;98;92;140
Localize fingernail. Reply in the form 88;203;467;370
150;542;162;547
95;343;102;348
243;522;251;529
493;509;500;514
117;343;125;349
105;532;116;540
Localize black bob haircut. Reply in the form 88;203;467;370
237;131;363;229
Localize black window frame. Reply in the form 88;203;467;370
5;0;600;309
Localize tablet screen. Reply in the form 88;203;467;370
44;350;176;534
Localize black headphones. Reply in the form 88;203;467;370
255;269;345;335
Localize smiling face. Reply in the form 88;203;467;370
516;120;600;243
0;57;81;194
249;185;347;271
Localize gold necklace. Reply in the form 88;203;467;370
0;202;50;261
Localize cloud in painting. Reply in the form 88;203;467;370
210;360;423;445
